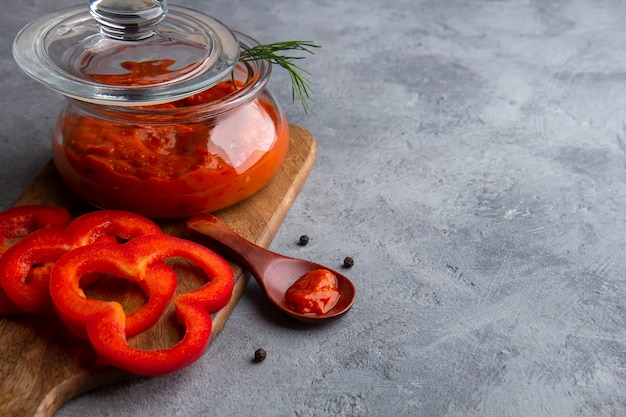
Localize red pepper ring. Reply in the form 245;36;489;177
0;205;70;316
50;244;178;339
49;234;235;376
0;205;70;254
0;210;162;314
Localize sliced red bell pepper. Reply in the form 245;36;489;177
0;205;70;255
49;233;234;376
0;209;162;315
0;205;70;316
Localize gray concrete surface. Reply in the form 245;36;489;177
1;0;625;416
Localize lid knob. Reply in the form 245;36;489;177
89;0;168;40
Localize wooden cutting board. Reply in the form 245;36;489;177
0;124;316;417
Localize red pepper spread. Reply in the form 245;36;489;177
53;63;289;218
285;269;341;315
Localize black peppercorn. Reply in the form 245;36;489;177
298;235;309;246
343;256;354;268
254;348;267;362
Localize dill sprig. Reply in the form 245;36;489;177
239;40;320;114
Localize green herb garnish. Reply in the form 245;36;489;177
239;40;320;114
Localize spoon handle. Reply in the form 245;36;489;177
184;214;279;279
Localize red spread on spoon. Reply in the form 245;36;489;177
285;269;341;315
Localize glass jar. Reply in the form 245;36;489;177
52;46;289;218
13;1;289;218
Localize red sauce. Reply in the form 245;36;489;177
285;269;341;315
53;67;289;218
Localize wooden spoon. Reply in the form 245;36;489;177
185;214;356;324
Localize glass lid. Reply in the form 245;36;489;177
12;0;240;106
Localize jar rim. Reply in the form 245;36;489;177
67;33;272;123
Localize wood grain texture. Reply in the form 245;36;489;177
0;124;316;417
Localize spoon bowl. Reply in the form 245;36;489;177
184;214;356;324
